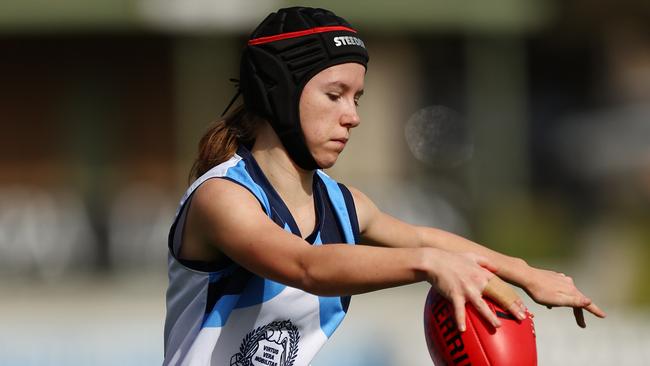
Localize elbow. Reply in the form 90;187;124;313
298;272;320;296
291;253;341;296
296;265;337;297
280;245;351;297
275;252;327;296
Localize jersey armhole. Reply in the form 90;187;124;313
167;176;268;273
337;183;361;244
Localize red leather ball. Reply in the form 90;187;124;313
423;288;537;366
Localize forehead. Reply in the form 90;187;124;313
309;63;366;87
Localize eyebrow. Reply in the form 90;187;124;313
325;81;364;96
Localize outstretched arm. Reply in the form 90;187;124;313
350;187;606;327
189;178;507;331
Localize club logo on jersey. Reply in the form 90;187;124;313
230;320;300;366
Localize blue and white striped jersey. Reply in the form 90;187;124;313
163;146;360;366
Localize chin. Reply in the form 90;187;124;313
318;161;336;169
315;154;339;169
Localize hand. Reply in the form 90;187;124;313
524;268;607;327
427;250;524;332
483;276;528;321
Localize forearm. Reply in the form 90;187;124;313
296;244;431;296
416;226;532;288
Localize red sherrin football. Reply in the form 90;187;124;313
423;287;537;366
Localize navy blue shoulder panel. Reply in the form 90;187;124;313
314;171;357;245
337;183;360;244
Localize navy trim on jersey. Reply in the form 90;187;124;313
316;170;356;244
205;266;251;317
236;146;316;238
338;183;360;244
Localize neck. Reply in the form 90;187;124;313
251;128;314;202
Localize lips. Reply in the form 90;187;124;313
330;137;348;150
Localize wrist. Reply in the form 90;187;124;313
415;247;438;283
497;256;532;288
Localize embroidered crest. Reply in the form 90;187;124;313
230;320;299;366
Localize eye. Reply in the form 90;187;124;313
327;93;341;102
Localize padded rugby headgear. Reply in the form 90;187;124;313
240;7;369;170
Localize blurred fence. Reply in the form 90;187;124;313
0;184;174;278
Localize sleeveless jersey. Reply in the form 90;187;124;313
163;146;360;366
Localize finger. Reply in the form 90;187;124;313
566;294;592;308
573;307;586;328
560;276;593;307
507;299;527;321
471;296;501;328
584;302;607;318
552;290;591;308
452;296;467;332
483;276;521;311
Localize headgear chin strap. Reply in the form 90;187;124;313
239;7;369;170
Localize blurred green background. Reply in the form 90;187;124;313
1;0;649;365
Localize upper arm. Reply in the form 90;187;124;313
191;178;311;287
188;180;433;296
348;186;423;248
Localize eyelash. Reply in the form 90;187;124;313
327;93;340;102
327;93;360;106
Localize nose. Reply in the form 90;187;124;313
341;102;361;129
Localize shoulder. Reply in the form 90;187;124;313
346;186;377;211
189;177;266;238
188;177;279;250
345;186;422;247
192;177;261;216
178;176;269;264
342;185;380;234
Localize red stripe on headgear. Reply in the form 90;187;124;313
248;26;357;46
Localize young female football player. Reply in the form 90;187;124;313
163;7;605;365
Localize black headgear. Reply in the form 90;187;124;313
239;7;369;170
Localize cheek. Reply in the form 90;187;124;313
300;96;332;143
299;93;316;132
300;93;329;121
303;123;328;147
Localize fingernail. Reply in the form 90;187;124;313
494;319;501;328
459;323;466;332
518;311;526;320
